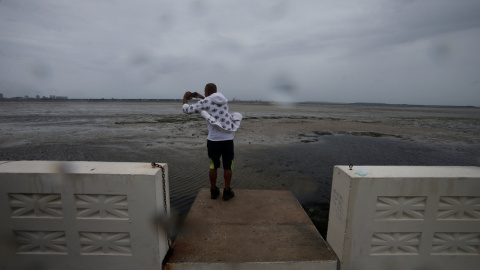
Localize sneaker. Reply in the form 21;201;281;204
222;188;235;201
210;186;220;199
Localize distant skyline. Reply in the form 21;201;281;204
1;0;480;106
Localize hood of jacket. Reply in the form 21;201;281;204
207;92;228;105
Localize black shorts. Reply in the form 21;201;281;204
207;140;234;170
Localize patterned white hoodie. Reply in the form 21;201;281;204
182;92;242;141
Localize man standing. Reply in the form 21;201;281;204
182;83;242;201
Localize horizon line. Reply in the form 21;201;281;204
1;97;477;108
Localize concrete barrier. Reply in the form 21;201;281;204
0;161;170;270
327;166;480;270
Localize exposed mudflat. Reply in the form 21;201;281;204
1;101;479;236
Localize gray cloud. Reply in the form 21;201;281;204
0;0;479;105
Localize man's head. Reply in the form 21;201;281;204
204;83;217;97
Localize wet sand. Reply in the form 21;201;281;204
1;101;479;236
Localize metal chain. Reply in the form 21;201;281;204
151;162;172;249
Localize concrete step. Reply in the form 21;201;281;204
166;189;337;270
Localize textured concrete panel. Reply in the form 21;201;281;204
327;166;480;270
167;189;337;270
0;161;170;270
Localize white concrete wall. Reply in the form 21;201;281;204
327;166;480;270
0;161;170;270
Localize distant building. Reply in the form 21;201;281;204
0;93;3;99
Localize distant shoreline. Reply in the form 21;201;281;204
0;98;271;105
0;98;477;108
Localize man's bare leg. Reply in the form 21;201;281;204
209;168;217;189
224;169;232;190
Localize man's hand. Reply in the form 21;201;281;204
193;92;205;99
183;91;204;104
183;91;191;104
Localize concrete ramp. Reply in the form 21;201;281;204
166;189;337;270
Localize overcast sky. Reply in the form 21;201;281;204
1;0;479;106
